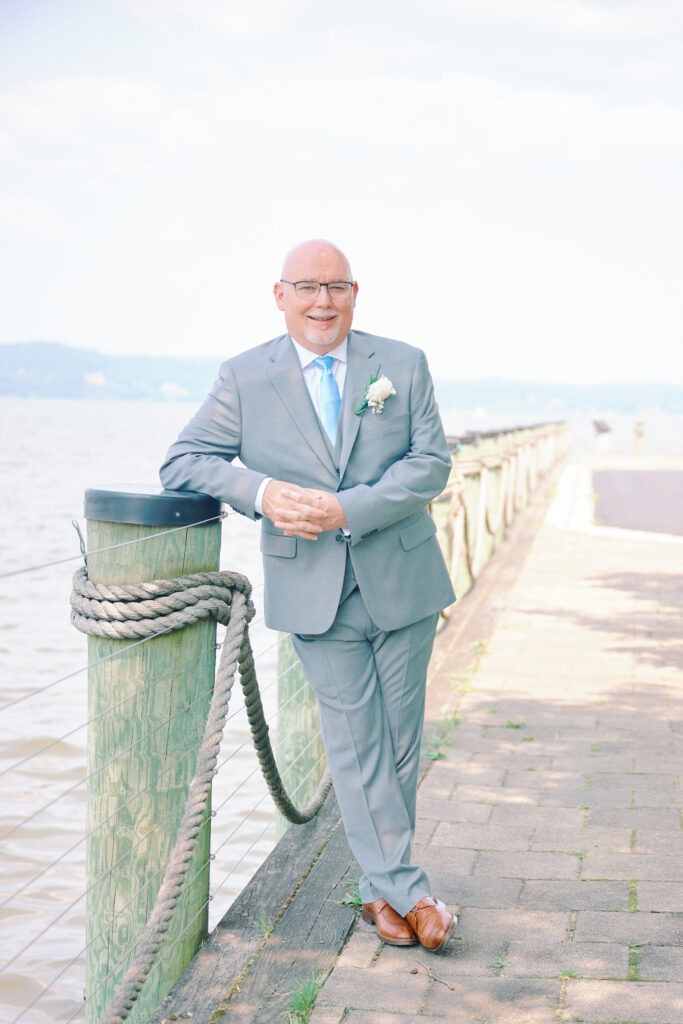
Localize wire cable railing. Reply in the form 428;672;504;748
1;421;568;1024
4;694;319;1024
81;748;327;1024
0;594;272;718
0;623;298;880
0;645;220;780
0;511;238;581
69;791;277;1024
1;644;310;926
1;581;317;1023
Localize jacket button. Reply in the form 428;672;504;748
335;533;344;543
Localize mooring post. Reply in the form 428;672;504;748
83;486;221;1023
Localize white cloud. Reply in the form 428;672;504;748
2;62;681;182
0;0;681;383
0;191;71;239
120;0;311;38
0;77;167;162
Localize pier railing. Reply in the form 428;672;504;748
434;421;569;607
0;420;567;1024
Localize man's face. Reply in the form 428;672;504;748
274;243;358;355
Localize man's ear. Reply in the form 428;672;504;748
273;282;285;310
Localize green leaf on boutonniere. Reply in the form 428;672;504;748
354;372;380;416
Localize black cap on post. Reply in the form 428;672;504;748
84;486;222;527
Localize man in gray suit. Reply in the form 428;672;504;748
160;240;457;951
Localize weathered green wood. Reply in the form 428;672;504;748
247;834;357;1024
275;635;325;839
149;790;345;1024
85;518;221;1023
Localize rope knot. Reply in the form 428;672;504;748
70;566;252;639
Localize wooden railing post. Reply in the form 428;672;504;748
83;486;221;1023
438;423;568;610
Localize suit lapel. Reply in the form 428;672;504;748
339;332;377;482
266;335;336;476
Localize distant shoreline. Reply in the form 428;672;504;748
1;341;682;413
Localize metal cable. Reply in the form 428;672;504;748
0;512;230;581
1;706;326;1011
1;662;313;928
0;679;215;844
9;425;567;1023
70;567;330;1023
0;584;277;717
0;644;213;779
1;628;291;787
82;795;274;1021
80;697;321;961
0;620;182;714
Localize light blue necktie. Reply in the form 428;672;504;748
313;356;341;443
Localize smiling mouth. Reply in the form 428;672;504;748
308;315;335;322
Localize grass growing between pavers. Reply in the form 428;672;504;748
340;877;362;910
629;881;637;912
486;950;508;974
627;945;642;981
257;912;274;936
282;973;324;1024
424;712;462;761
435;637;490;702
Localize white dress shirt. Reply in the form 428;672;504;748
254;336;348;515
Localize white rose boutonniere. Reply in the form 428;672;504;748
355;374;397;416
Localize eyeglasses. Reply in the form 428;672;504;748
280;279;354;299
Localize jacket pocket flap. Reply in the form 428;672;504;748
399;514;437;552
260;533;297;558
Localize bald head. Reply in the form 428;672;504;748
274;239;358;355
280;239;353;282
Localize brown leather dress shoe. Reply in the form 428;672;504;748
405;896;457;952
361;898;418;946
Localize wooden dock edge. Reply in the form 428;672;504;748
149;786;357;1024
150;461;564;1024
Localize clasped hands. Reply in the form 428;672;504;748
262;479;348;541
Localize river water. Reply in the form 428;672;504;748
1;397;681;1024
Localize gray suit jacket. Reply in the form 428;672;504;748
160;330;456;634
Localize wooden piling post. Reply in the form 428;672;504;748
83;486;221;1023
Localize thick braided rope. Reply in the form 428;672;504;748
71;567;331;1024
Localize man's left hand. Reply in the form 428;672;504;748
273;488;348;538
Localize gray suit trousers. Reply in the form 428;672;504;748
292;556;439;917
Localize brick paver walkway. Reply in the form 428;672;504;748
310;460;683;1024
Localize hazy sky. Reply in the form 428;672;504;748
1;0;681;384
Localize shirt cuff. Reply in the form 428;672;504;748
254;477;272;517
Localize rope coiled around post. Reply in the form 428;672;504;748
71;566;331;1024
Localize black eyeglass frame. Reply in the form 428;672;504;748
280;279;355;297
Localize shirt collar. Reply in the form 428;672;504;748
289;335;348;370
